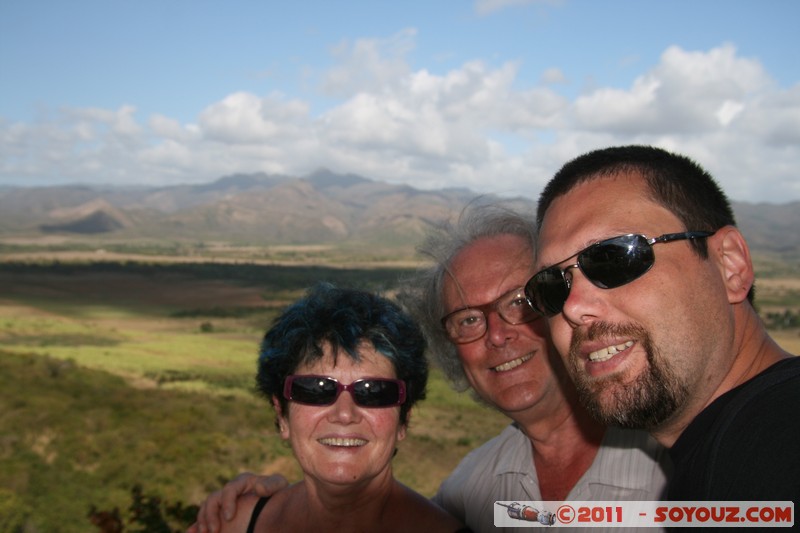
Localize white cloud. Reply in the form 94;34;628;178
148;114;194;141
562;44;798;201
738;84;800;147
64;105;143;139
0;39;798;203
573;44;770;134
198;91;310;144
716;100;744;126
541;67;567;85
322;29;416;97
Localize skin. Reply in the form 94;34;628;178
440;234;604;501
535;171;789;446
215;343;463;533
443;234;558;416
189;234;607;532
276;344;406;492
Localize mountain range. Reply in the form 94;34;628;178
1;169;798;259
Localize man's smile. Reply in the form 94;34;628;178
588;341;634;362
492;352;533;372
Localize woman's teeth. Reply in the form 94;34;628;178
318;437;367;447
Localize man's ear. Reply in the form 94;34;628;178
273;396;290;439
712;226;753;304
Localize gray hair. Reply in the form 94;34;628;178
398;198;537;392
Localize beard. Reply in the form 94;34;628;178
567;321;688;431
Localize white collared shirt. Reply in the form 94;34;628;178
433;423;671;533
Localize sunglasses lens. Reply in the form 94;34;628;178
580;235;654;289
288;376;338;405
353;379;404;407
525;267;570;317
285;376;405;407
526;235;657;317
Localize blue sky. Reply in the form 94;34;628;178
1;0;798;203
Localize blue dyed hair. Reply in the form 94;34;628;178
257;283;427;425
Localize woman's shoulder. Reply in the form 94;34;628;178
391;482;469;532
217;493;264;533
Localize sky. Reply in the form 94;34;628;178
1;0;798;203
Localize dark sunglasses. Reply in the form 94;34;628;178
283;375;407;407
524;231;715;317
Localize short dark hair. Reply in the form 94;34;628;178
257;283;427;425
536;145;753;302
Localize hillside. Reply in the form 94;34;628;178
0;170;798;261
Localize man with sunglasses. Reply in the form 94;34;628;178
527;145;800;501
190;203;670;533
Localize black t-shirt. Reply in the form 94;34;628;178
667;357;800;501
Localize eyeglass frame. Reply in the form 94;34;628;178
440;286;541;344
524;230;715;317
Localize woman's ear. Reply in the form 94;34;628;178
396;409;409;442
273;396;290;440
712;226;754;304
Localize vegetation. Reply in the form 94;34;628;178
0;261;510;532
88;484;199;533
0;260;797;532
763;309;800;330
0;260;414;292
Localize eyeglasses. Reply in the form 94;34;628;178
524;231;715;317
440;286;540;344
283;375;407;407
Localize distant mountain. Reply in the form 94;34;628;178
0;170;798;259
40;209;126;234
0;170;483;248
729;202;800;255
38;198;133;235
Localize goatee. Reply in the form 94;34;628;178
568;322;687;431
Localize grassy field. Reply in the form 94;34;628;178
0;260;798;532
0;262;510;532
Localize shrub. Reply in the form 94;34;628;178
89;484;198;533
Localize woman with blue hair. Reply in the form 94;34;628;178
217;283;469;533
